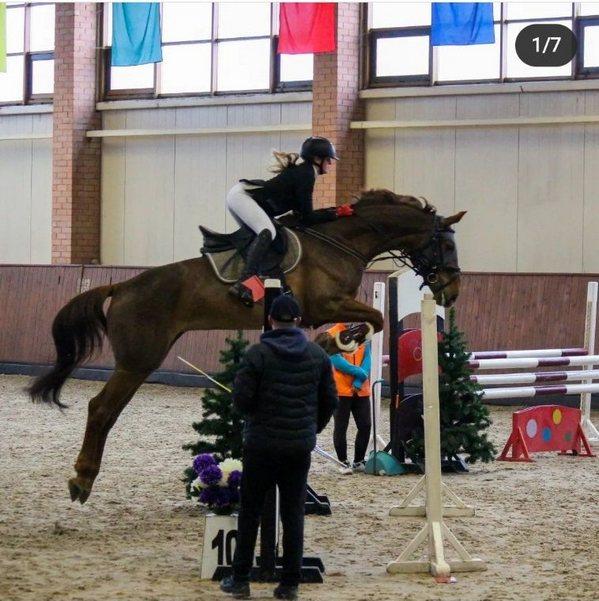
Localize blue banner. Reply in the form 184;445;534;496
431;3;495;46
112;2;162;67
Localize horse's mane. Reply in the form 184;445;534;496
354;189;436;214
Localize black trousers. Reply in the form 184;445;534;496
233;447;311;586
333;394;372;463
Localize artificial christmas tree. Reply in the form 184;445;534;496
183;331;249;495
406;308;496;467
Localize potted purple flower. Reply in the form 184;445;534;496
190;453;242;516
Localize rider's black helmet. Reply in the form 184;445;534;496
300;136;339;162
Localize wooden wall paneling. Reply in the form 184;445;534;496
582;91;599;272
30;114;52;264
0;265;81;363
364;99;396;190
517;92;585;272
0;116;33;263
224;104;281;232
101;111;127;265
279;102;311;166
123;109;177;265
455;95;519;272
393;96;457;216
173;106;228;262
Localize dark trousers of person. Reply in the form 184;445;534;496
232;447;311;586
333;394;372;463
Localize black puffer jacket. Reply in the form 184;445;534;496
240;161;337;226
232;327;338;453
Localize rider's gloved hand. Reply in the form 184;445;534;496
336;204;354;217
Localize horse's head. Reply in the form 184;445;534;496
352;189;466;308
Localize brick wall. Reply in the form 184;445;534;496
52;3;101;264
312;2;365;208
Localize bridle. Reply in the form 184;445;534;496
299;212;461;293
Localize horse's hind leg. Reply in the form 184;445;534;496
69;368;149;504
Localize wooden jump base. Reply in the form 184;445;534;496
386;296;485;578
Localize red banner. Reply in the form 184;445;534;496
278;3;336;55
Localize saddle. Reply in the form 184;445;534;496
200;222;302;284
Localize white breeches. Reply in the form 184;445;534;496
226;183;276;238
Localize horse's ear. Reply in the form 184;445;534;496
442;211;467;228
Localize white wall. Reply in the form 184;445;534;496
364;89;599;273
0;113;52;264
100;101;311;266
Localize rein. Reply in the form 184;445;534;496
298;211;460;292
298;226;370;265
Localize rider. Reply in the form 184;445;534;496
226;136;349;305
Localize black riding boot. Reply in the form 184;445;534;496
229;229;273;306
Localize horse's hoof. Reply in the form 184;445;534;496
68;478;91;504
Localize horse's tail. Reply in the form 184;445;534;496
27;285;114;408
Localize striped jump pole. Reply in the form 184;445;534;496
469;348;587;360
471;369;599;386
481;382;599;401
468;355;599;371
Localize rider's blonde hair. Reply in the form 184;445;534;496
270;151;301;174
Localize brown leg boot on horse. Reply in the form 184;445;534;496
229;229;273;307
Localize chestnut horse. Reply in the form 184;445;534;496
28;189;465;503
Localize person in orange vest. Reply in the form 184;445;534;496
326;323;372;474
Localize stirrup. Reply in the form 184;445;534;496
229;281;254;307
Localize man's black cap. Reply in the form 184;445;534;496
269;295;302;322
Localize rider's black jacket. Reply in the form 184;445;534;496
232;327;338;453
240;160;337;226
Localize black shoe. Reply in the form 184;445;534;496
273;583;298;600
220;575;250;599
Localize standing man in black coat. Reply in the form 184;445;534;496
220;295;338;600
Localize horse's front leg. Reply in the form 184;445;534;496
313;298;384;354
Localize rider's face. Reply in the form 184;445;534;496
317;157;333;174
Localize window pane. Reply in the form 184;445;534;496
506;21;573;77
161;43;211;93
371;2;431;28
162;3;212;42
30;4;55;52
110;63;154;90
217;39;270;91
376;36;429;77
0;56;24;102
218;2;270;38
583;24;599;67
280;53;313;82
580;3;599;16
507;3;572;20
6;6;24;53
31;58;54;95
436;25;500;81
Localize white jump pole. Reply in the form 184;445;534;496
469;348;587;359
468;354;599;371
471;369;599;386
582;282;599;443
387;295;485;578
370;282;387;450
481;382;599;401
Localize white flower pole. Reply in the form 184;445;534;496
386;294;485;578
